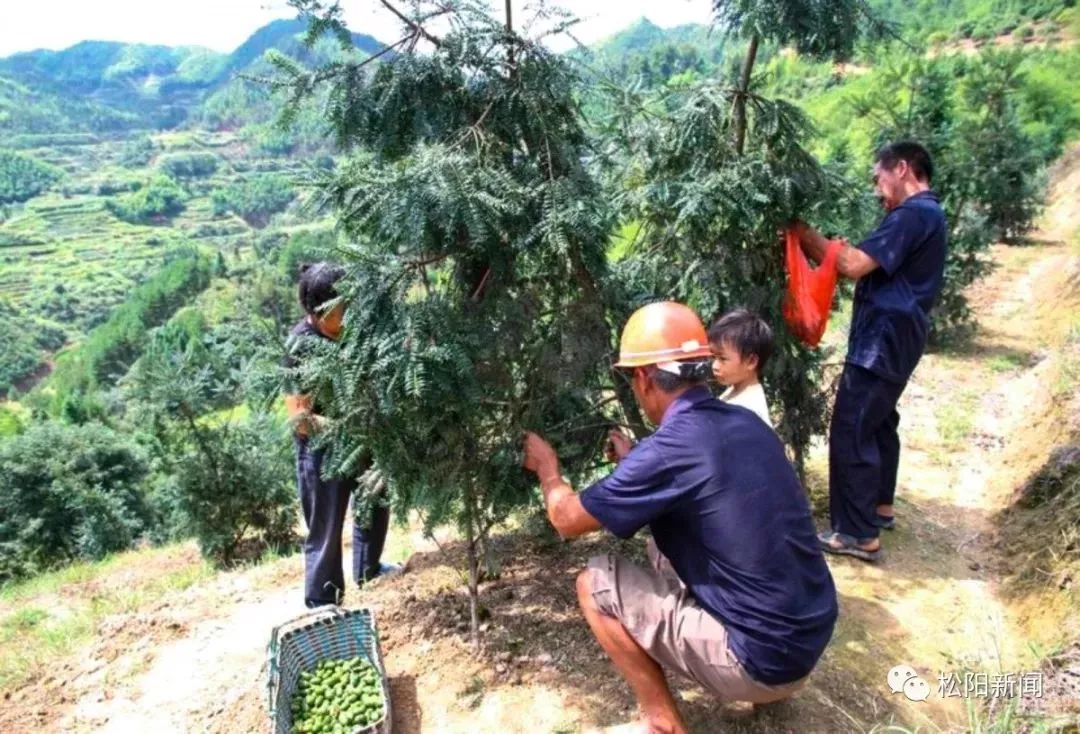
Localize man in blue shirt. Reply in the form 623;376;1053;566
522;302;838;734
795;141;948;561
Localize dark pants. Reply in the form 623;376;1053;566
828;364;906;541
296;437;390;607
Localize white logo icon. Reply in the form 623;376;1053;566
888;664;930;702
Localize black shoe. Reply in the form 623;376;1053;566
876;514;896;531
356;562;402;587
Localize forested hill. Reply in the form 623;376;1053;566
0;19;384;133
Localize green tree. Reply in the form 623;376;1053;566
0;149;63;203
106;174;188;224
713;0;886;153
40;250;212;418
601;81;853;473
0;421;152;582
211;173;296;227
594;0;880;470
277;0;618;640
157;151;220;178
124;324;295;566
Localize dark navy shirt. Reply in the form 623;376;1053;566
579;387;838;686
849;191;948;383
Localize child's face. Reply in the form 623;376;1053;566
710;340;758;387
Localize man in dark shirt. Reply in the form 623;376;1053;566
795;141;948;561
283;262;397;607
522;301;838;734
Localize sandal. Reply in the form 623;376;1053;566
817;531;883;563
876;513;896;531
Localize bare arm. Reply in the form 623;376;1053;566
284;393;326;436
523;432;603;540
793;221;880;280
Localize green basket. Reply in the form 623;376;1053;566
267;606;391;734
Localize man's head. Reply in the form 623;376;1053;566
873;141;933;211
298;262;346;339
707;309;773;387
614;302;713;425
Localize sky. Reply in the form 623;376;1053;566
0;1;715;57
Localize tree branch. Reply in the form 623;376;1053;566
380;0;443;47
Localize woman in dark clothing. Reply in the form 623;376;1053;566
283;262;397;607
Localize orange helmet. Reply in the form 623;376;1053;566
614;302;713;369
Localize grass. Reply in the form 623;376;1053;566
986;353;1026;373
936;389;980;450
0;543;214;691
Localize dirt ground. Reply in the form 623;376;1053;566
3;153;1080;733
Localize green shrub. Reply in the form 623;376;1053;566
157;152;220;178
0;149;63;203
125;325;297;565
163;413;295;564
0;303;42;396
0;421;152;582
279;228;337;276
210;174;295;228
106;175;188;224
118;135;156;168
927;30;951;47
0;403;27;437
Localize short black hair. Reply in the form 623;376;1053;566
650;360;712;393
707;309;774;374
875;141;933;184
298;262;345;315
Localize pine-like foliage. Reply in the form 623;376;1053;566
713;0;886;60
278;1;619;634
598;80;855;470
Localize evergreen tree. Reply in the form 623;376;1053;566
599;79;852;474
596;2;881;470
277;0;619;641
713;0;886;153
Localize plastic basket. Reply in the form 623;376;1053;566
267;606;392;734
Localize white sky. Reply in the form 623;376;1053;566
0;1;715;57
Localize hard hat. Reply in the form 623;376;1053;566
614;301;713;370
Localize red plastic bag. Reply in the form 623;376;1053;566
782;227;841;348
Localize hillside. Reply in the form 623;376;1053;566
2;4;1080;732
0;17;394;397
0;19;385;132
1;148;1077;730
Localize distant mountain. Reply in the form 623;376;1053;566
223;18;383;75
580;17;731;88
0;19;387;133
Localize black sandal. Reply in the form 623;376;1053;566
817;531;883;562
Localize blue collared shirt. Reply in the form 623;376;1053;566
579;387;838;686
849;191;948;383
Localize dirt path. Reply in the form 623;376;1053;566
816;234;1079;728
4;156;1078;733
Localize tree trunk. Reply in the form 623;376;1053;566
464;481;481;649
505;0;514;70
614;377;648;440
733;34;760;156
794;442;806;486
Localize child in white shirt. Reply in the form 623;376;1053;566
708;309;774;427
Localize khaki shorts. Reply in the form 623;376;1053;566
586;541;807;704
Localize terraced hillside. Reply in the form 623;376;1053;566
0;127;322;392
